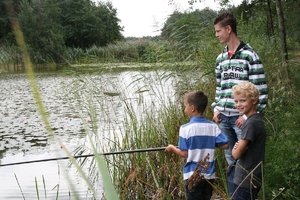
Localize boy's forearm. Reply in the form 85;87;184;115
174;148;188;158
217;143;229;149
165;145;188;158
232;140;248;159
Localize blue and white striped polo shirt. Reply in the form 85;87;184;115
178;116;228;180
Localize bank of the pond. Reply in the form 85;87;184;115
66;61;200;72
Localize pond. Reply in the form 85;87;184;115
0;68;184;199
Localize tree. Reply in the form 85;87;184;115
160;8;217;61
161;8;217;42
0;0;22;44
266;0;274;36
18;0;65;63
280;0;300;42
2;0;124;63
275;0;288;61
56;0;123;48
93;1;123;46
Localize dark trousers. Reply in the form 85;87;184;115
233;184;260;200
185;179;214;200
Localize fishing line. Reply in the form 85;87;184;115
0;147;168;167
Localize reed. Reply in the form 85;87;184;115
63;64;233;199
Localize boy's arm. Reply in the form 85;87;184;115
216;132;229;149
232;139;249;159
165;145;188;158
217;143;229;149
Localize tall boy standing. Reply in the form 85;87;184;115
232;82;266;200
166;91;229;200
211;12;268;196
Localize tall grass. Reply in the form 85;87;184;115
0;45;23;71
62;40;152;64
61;66;233;199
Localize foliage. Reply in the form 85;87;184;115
161;8;217;40
229;1;270;37
0;0;124;65
0;0;20;44
56;0;123;48
17;0;65;63
160;9;218;62
261;50;300;199
0;44;22;69
64;47;86;64
281;0;300;42
64;39;152;63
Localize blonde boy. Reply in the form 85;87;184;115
232;82;266;200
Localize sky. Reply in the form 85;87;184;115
99;0;242;37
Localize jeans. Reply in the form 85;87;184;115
218;114;242;197
233;184;260;200
185;179;214;200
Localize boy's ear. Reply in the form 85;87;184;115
226;25;232;34
191;105;196;112
253;99;259;105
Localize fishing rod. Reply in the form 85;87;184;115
0;147;169;167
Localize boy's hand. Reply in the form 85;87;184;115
213;111;221;123
165;145;176;152
235;116;245;128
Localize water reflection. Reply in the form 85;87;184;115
0;73;86;158
0;69;178;199
0;72;98;199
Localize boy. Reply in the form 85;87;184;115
232;82;266;200
211;12;268;196
166;91;229;200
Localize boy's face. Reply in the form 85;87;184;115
234;92;257;117
214;23;230;44
184;98;194;118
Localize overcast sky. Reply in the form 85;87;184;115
99;0;242;37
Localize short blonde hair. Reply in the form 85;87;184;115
232;82;259;104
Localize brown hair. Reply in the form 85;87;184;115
184;91;208;113
214;12;237;35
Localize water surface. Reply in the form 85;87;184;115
0;69;178;199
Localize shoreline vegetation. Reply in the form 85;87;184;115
1;1;300;199
3;43;299;199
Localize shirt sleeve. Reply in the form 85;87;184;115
216;132;228;147
248;52;268;112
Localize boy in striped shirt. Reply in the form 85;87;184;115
166;91;229;200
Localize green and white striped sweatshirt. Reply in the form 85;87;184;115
211;42;268;116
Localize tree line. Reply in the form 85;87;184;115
0;0;299;65
0;0;124;63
